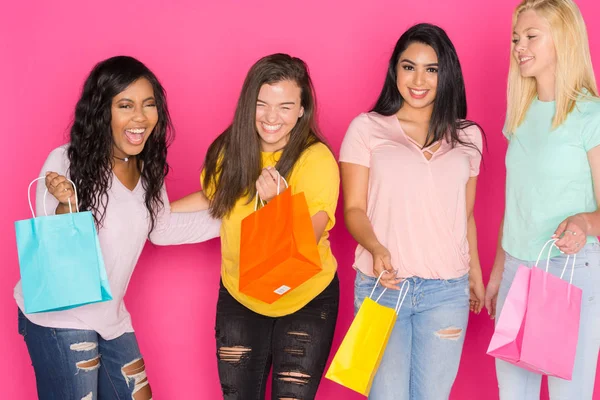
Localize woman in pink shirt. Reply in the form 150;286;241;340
340;23;485;399
14;56;220;400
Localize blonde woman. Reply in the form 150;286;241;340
485;0;600;398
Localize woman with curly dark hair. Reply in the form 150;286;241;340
13;55;220;400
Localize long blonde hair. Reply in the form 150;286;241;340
505;0;598;134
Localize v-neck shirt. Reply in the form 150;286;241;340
339;112;482;279
14;145;221;339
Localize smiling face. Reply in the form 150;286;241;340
512;9;557;83
254;80;304;152
396;42;439;113
110;77;158;159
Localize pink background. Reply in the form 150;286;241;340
2;0;599;398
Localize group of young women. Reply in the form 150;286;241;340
13;0;600;399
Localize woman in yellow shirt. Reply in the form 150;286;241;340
176;53;340;399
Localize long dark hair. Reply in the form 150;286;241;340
372;23;483;149
203;53;325;218
67;55;173;233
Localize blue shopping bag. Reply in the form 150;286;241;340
15;177;112;314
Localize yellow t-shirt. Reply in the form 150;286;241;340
203;142;339;317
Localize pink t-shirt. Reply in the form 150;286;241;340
14;145;221;339
339;112;482;280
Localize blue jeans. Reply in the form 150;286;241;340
354;270;470;400
496;243;600;399
18;309;150;400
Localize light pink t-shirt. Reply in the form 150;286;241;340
14;145;221;340
339;112;482;280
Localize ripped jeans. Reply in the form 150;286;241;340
215;275;339;400
354;270;470;400
18;309;151;400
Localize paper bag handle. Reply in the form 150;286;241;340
534;239;577;285
253;170;289;211
369;270;411;316
28;176;80;218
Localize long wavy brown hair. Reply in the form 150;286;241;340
203;53;325;218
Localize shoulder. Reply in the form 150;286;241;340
298;142;336;165
349;112;393;129
43;144;71;172
576;97;600;121
290;142;340;191
48;144;69;160
457;122;483;149
291;142;339;181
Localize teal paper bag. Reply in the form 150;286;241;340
15;177;112;314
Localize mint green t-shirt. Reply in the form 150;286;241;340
503;98;600;261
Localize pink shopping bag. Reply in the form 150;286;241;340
486;264;531;365
488;239;582;380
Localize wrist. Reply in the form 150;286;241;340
367;242;385;254
469;271;483;285
489;265;504;282
262;193;276;203
579;212;592;236
469;266;482;278
56;203;71;214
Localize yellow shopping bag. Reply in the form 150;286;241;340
325;273;409;396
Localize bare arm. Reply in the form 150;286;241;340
582;147;600;234
465;177;484;314
492;219;506;275
342;163;382;252
466;178;481;271
553;146;600;252
485;217;505;319
341;162;401;289
311;211;329;243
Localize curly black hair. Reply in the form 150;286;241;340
67;56;173;233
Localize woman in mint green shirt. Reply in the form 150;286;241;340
485;0;600;398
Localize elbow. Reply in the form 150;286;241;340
343;206;361;219
467;211;475;224
149;232;171;246
344;206;365;223
343;207;366;233
343;209;353;227
467;214;478;238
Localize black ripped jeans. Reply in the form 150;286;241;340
215;274;339;400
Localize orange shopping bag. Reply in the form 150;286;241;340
239;176;322;303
